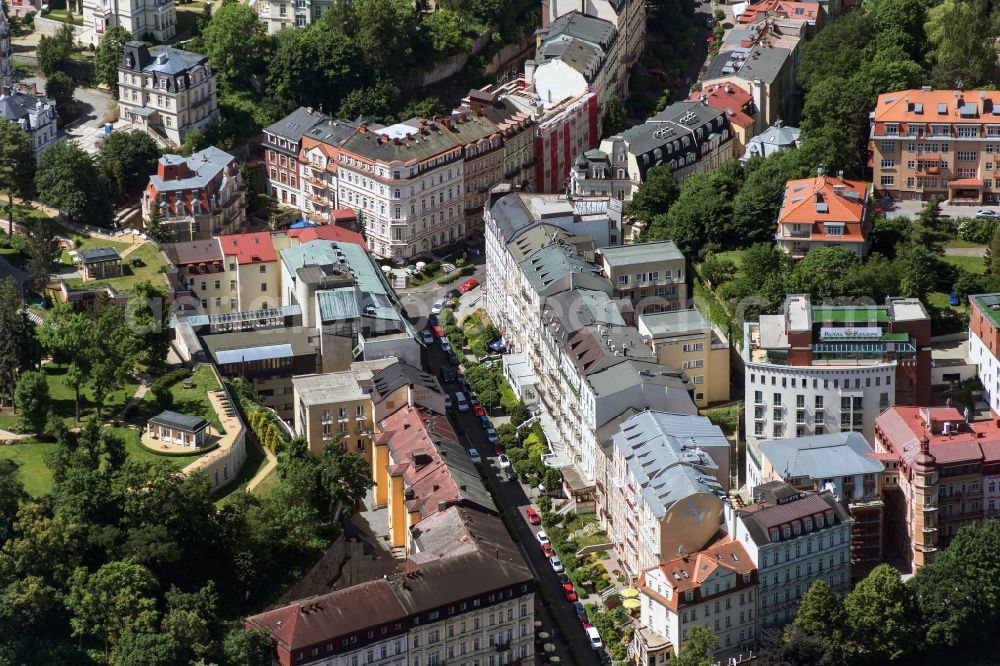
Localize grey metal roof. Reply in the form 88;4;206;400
264;106;329;141
541;11;617;50
519;244;605;295
543;289;625;346
79;247;122;263
637;309;711;336
340;121;462;163
741;123;801;161
373;362;439;397
150;146;235;192
506;224;595;263
214;343;294;364
202;329;315;363
597;240;683;265
538;38;605;81
303;118;357;146
760;431;884;481
613;410;728;517
489;192;535;242
317;287;360;322
589;358;695;400
618;101;726;176
0;91;55;125
148;409;209;432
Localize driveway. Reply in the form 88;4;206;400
884;199;1000;220
424;340;605;666
397;257;486;329
25;76;120;154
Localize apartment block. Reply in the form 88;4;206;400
443;112;503;237
263;106;328;208
637;309;731;407
485;190;696;512
724;482;853;628
544;0;645;74
142;146;245;242
82;0;175;44
968;293;1000;414
595;241;687;314
874;406;1000;572
297;119;359;226
118;42;218;146
608;410;730;577
633;539;757;665
292;370;375;457
568;101;736;217
259;0;331;33
246;505;535;666
743;294;932;487
337;121;465;260
755;431;885;576
775;169;871;259
457;88;536;190
688;82;756;156
530;11;624;111
870;88;1000;203
163;225;367;316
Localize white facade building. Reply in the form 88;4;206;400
725;483;853;628
258;0;332;34
337;121;465;260
81;0;175;45
1;6;58;159
117;42;219;146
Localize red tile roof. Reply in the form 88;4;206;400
738;0;820;24
653;537;754;594
289;223;369;251
689;83;755;129
744;493;834;531
777;174;870;244
875;406;1000;467
218;231;277;264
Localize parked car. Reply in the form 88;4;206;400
468;448;481;464
459;278;480;293
431;299;445;314
541;542;555;557
444;395;452;409
536;530;549;544
455;391;469;412
585;625;602;649
573;601;587;624
439;338;452;353
433;325;446;338
491;440;504;455
473;403;486;417
486;426;499;446
550;556;564;573
504;466;515;481
421;330;434;345
480;415;491;428
526;507;541;524
497;454;510;469
977;209;999;219
440;367;456;383
447;350;459;365
563;583;578;602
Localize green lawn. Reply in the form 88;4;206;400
0;246;26;270
214;442;269;507
45;8;83;24
0;440;57;496
44;364;138;427
943;254;986;275
944;238;986;250
927;291;967;313
715;249;746;269
250;465;279;498
66;242;168;292
111;426;201;471
174;3;205;41
130;365;224;434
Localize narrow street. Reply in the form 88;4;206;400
421;338;605;666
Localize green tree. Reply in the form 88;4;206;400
869;214;911;258
223;628;273;666
113;631;183;666
144;201;171;243
422;8;474;55
0;121;36;235
987;223;1000;276
542;467;562;492
844;563;921;663
789;580;848;662
896;244;950;300
319;443;372;520
353;0;417;78
37;304;94;422
786;245;861;300
202;2;269;88
0;277;26;407
94;26;132;93
672;625;718;666
14;370;49;435
602;96;627;137
97;131;161;202
36;25;74;77
35;140;113;226
44;71;76;110
626;165;679;227
397;97;446;123
338;80;402;122
24;218;60;294
66;561;160;658
125;281;171;371
0;458;26;544
925;0;995;89
88;299;138;418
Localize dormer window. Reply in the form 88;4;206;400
816;514;825;528
792;521;801;536
782;526;791;539
804;517;813;531
769;528;780;542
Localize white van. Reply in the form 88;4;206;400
455;391;470;412
585;626;603;649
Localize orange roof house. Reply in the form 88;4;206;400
689;83;755;132
737;0;820;28
775;168;871;258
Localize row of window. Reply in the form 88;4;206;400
749;372;892;390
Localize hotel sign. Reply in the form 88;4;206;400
819;327;883;340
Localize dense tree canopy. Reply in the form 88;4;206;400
94;26;132;92
35;141;113;226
